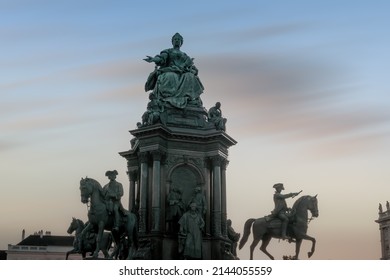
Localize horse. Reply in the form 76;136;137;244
65;217;113;260
239;195;319;260
79;177;138;259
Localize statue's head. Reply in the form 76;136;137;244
273;183;284;191
190;202;197;211
105;170;118;180
172;33;183;47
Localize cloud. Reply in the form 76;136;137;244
198;52;390;155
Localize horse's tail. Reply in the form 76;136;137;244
239;218;256;250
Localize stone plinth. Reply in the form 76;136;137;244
120;110;236;259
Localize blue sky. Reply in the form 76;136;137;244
1;1;390;259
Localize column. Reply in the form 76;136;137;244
151;150;163;232
138;152;149;233
211;155;222;237
128;170;138;213
221;159;228;238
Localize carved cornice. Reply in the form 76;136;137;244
130;124;237;148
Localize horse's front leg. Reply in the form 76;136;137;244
65;249;76;260
93;222;105;259
304;234;316;258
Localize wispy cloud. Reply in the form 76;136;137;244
199;52;390;155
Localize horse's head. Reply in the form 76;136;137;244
308;195;319;218
293;195;319;219
80;177;94;204
67;217;81;234
80;177;104;204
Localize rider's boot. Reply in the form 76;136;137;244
113;210;120;231
281;221;288;240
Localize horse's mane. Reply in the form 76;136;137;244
81;177;103;191
76;219;85;228
292;195;310;210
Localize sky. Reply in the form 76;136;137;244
1;0;390;260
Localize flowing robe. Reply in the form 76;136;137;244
147;48;204;108
178;211;204;259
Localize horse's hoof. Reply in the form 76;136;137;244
308;252;313;258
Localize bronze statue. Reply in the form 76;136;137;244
102;170;125;231
166;185;185;233
188;186;207;218
239;194;319;260
208;102;227;131
79;177;138;259
227;219;240;259
139;98;164;127
178;202;205;259
379;203;383;213
271;183;301;240
65;218;112;260
144;33;204;109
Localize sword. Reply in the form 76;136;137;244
292;190;302;198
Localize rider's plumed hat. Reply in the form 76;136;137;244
105;170;118;176
273;183;284;190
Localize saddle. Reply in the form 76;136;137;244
264;208;296;229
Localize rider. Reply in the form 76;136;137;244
102;170;125;231
271;183;301;240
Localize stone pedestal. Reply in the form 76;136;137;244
120;105;236;259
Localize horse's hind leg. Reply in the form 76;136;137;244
294;239;302;260
260;235;274;260
249;237;261;260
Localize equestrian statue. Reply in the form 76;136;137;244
65;217;113;260
79;172;138;259
239;183;319;260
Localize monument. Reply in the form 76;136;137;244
119;33;237;259
375;201;390;259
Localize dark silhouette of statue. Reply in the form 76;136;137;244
379;203;383;213
178;202;204;259
166;185;185;233
227;219;240;259
139;99;163;127
271;183;301;240
144;33;204;109
102;170;125;231
208;102;227;131
188;186;207;218
66;218;112;260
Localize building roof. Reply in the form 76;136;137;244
17;235;74;247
